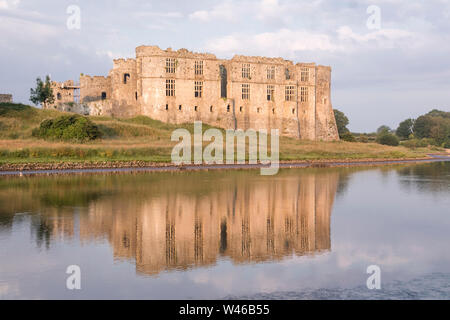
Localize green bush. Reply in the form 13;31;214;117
340;132;356;142
32;115;101;142
376;133;399;146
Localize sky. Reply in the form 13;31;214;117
0;0;449;132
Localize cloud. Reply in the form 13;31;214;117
0;0;20;10
133;11;183;19
205;29;340;58
203;26;416;59
189;2;235;22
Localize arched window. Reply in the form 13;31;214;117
123;73;130;84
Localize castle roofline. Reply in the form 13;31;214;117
136;45;217;60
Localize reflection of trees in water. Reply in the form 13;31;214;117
31;215;53;250
396;162;450;194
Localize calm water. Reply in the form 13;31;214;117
0;162;449;300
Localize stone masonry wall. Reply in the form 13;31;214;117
53;45;339;141
0;94;13;103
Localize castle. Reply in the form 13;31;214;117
49;45;339;140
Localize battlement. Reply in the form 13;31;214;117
231;55;293;65
113;58;136;70
136;45;217;60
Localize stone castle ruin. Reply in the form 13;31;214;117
0;94;13;103
49;45;339;140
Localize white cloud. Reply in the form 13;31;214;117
204;29;340;58
0;0;20;10
203;26;416;59
189;2;235;22
134;11;183;19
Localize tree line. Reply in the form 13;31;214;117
334;109;450;148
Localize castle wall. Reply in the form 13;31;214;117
49;80;76;109
315;66;339;141
0;94;13;103
54;45;339;141
80;75;111;103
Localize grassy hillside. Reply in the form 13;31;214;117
0;102;438;164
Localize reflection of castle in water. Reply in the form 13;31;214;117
76;172;338;275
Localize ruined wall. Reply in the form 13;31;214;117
315;66;339;141
0;94;13;103
136;46;234;128
56;45;339;141
109;59;138;117
49;80;76;109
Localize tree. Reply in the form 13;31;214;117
376;133;399;146
333;109;350;138
30;75;54;109
396;119;415;139
377;125;391;135
413;115;434;139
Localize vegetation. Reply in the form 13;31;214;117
0;103;439;165
396;119;415;139
398;109;450;148
376;132;400;146
30;75;54;108
32;114;101;143
333;109;349;136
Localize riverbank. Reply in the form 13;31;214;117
1;155;448;175
1;103;445;173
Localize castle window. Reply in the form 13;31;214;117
242;63;251;79
272;108;275;114
285;85;295;101
220;65;227;98
165;58;176;73
257;108;261;113
194;106;198;111
57;93;62;100
267;66;275;80
194;81;203;98
285;68;291;80
135;92;138;100
242;84;250;100
300;86;308;102
267;85;274;101
166;79;175;96
210;106;213;112
179;105;182;111
101;92;107;100
166;104;169;110
240;106;243;112
123;73;130;84
301;67;309;82
227;105;230;112
194;60;203;75
292;108;295;114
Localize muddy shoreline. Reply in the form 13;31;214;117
1;155;449;176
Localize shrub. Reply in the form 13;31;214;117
376;133;399;146
32;115;101;142
340;132;356;142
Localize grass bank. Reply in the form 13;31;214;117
0;103;438;166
